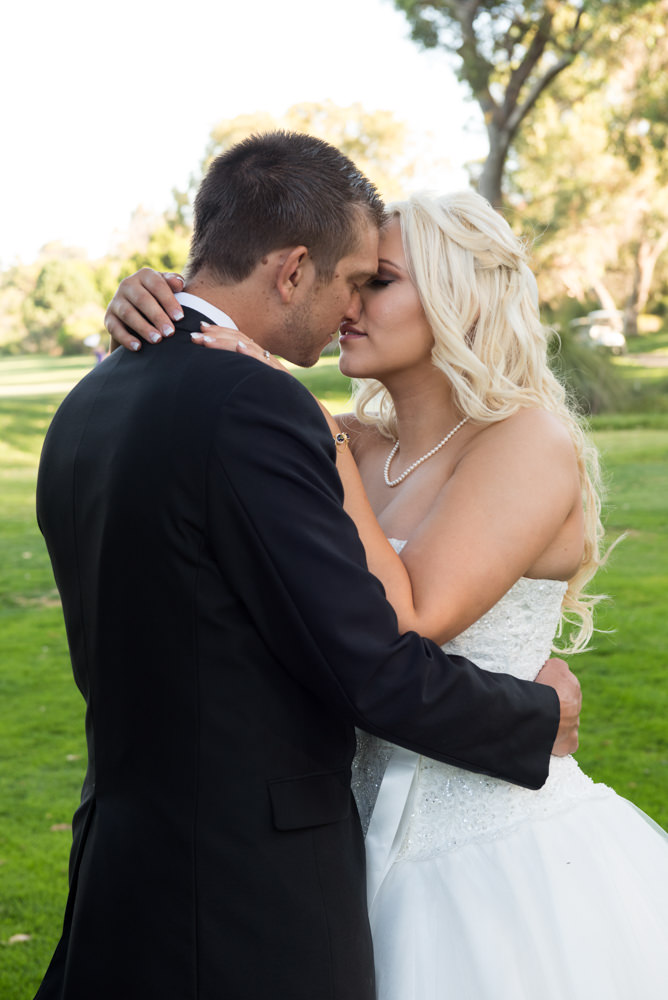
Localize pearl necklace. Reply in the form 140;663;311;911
383;417;469;488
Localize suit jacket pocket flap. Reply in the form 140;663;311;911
269;769;351;830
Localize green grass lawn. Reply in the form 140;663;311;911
0;355;666;997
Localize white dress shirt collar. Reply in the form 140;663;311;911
175;291;238;330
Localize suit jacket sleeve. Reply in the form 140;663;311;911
207;362;560;790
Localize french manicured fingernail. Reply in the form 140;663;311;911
149;331;162;344
237;340;248;350
162;324;175;337
200;321;212;328
172;309;184;321
130;341;141;352
190;332;203;340
164;273;184;287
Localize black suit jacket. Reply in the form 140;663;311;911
34;307;559;999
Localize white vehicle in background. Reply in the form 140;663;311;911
570;310;627;355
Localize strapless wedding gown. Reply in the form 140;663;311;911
352;540;668;999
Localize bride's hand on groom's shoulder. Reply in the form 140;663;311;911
104;268;185;352
191;326;289;374
535;657;582;757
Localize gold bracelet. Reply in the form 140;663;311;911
333;431;350;451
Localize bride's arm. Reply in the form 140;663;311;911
322;415;418;621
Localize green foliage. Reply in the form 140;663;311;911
546;317;668;416
185;101;420;207
57;304;104;356
509;5;668;331
0;267;32;352
287;356;353;409
122;222;191;279
19;257;105;356
92;260;124;309
392;0;656;204
608;5;668;179
549;330;632;415
393;0;654;65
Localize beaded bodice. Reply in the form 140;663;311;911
352;540;612;858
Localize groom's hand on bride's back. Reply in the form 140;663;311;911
104;269;185;352
535;658;582;756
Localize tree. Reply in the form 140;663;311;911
392;0;652;206
0;263;34;352
173;101;427;223
510;3;668;336
22;255;104;354
122;223;191;279
607;3;668;334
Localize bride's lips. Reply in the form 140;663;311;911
339;323;367;343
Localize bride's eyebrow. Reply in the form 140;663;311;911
377;257;403;271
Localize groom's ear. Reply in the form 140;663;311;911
275;246;311;304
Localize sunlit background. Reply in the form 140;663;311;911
2;0;485;267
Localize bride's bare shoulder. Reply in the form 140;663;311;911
469;408;575;458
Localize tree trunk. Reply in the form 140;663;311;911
477;126;510;208
623;304;639;338
591;280;618;315
624;243;645;337
623;232;668;337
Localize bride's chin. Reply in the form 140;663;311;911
338;349;360;376
338;360;360;378
338;352;378;382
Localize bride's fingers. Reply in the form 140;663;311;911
191;326;285;370
105;298;166;350
190;326;241;350
105;311;144;352
236;342;288;372
104;268;185;348
162;272;185;294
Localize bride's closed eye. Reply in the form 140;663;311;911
366;277;393;289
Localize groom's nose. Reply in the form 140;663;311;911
342;289;363;324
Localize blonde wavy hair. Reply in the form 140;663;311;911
353;190;605;653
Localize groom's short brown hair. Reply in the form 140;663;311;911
187;131;385;283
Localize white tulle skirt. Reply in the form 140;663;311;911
369;794;668;1000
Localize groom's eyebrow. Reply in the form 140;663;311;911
355;266;379;283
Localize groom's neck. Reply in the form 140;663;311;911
184;268;278;348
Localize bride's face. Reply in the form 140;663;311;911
338;218;434;382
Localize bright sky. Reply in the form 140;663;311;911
2;0;486;268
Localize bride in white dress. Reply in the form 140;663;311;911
111;189;668;996
333;192;668;999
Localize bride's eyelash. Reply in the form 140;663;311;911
367;278;393;288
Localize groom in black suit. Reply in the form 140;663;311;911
35;132;579;1000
